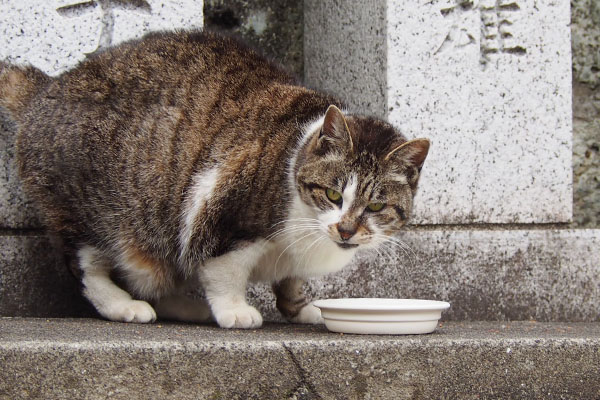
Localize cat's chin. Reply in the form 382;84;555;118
336;242;359;250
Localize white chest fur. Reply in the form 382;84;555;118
250;233;357;283
250;196;357;283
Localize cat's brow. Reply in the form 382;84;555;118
361;176;376;200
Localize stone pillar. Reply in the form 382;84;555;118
305;0;572;224
0;0;203;317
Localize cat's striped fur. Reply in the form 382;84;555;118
0;30;429;328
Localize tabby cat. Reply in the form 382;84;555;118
0;30;429;328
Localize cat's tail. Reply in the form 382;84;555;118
0;62;51;120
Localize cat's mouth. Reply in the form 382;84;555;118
336;242;359;250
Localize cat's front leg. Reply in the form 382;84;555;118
78;245;157;323
199;243;264;329
273;277;323;324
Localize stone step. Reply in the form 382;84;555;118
1;318;598;399
1;228;599;322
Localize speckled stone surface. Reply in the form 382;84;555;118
0;0;203;227
204;0;304;78
254;228;600;323
571;0;600;228
0;0;203;76
572;82;600;227
304;0;387;117
572;0;600;87
305;0;573;224
0;235;93;318
0;318;599;399
2;229;598;323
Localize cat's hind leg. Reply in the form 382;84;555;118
273;277;323;324
78;245;157;323
199;242;264;329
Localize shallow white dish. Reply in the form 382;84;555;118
313;298;450;335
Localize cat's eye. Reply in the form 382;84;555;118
367;202;385;212
326;188;342;204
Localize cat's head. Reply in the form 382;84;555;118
294;105;429;250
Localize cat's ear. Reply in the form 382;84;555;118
385;138;430;190
385;138;430;171
316;105;354;153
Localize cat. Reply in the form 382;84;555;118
0;30;429;329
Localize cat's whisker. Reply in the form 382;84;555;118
306;236;329;268
369;233;417;267
269;219;322;230
300;234;327;263
385;235;416;255
385;241;413;262
266;224;322;241
372;233;414;253
274;230;321;269
267;221;322;234
367;243;385;263
266;218;325;244
364;236;412;282
268;225;319;237
270;217;322;228
394;241;417;267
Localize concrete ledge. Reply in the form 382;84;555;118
2;229;599;322
258;228;600;322
1;318;599;399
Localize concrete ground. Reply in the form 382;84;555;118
1;318;599;399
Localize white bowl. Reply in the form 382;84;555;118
313;298;450;335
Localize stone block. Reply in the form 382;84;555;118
305;0;573;224
0;0;204;76
0;0;204;226
251;229;600;323
204;0;304;77
572;83;600;227
0;235;93;317
2;229;598;322
303;0;387;117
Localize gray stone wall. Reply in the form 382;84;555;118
3;1;594;227
572;0;600;227
203;0;303;77
303;0;387;118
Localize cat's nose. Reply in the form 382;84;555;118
337;224;356;241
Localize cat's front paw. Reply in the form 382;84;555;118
214;304;263;329
290;302;324;325
101;299;157;323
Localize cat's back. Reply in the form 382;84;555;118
15;30;331;259
18;29;301;190
49;30;294;112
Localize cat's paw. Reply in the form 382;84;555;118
214;304;263;329
290;302;324;325
102;300;157;323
